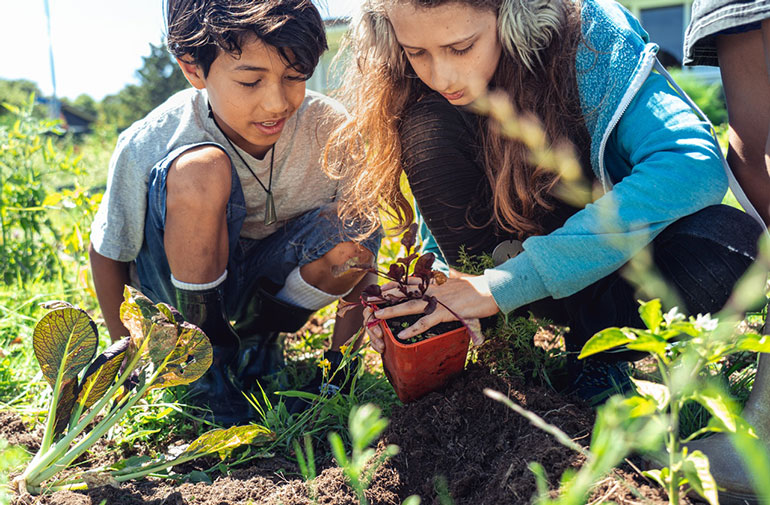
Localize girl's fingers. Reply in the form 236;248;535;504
396;313;441;340
373;298;429;320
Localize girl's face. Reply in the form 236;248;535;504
386;2;502;106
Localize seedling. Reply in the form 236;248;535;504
14;287;274;495
336;223;481;344
580;300;770;505
328;403;399;505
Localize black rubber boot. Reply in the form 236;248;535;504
174;285;253;426
236;332;286;388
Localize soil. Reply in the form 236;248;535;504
3;365;693;505
387;314;462;344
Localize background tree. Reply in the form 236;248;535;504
99;41;189;131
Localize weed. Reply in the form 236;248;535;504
580;300;770;504
328;403;399;505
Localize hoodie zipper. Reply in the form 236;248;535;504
596;45;659;192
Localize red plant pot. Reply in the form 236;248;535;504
380;320;470;403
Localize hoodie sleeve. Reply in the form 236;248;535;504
484;71;727;314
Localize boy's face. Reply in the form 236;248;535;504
179;34;307;158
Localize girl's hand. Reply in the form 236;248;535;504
363;274;497;352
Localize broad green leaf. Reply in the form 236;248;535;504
579;328;633;359
108;455;153;473
33;306;98;388
53;378;78;436
639;299;663;332
76;339;129;410
736;333;770;353
682;450;719;505
182;425;275;461
147;322;212;391
631;378;670;410
625;333;669;358
120;287;179;369
689;389;740;433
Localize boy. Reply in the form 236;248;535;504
89;0;379;425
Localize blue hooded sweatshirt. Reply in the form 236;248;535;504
419;0;729;314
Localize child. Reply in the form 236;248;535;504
685;2;770;226
89;0;379;425
680;5;770;501
327;0;765;403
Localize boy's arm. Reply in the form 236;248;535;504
89;243;131;341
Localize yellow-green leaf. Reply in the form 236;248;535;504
682;450;719;505
639;299;663;332
182;425;275;461
147;323;212;390
737;333;770;353
579;328;634;359
33;306;98;388
631;378;670;410
690;388;739;433
76;338;129;410
625;333;669;359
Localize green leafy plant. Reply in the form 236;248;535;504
580;299;770;504
0;95;85;287
328;403;399;505
13;286;273;495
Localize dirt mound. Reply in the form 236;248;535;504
7;366;686;505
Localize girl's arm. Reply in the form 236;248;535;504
485;71;727;313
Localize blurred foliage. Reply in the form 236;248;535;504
0;96;99;288
0;79;47;124
668;69;727;126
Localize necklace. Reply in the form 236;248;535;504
210;108;277;225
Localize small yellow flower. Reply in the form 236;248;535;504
339;345;349;355
318;358;331;373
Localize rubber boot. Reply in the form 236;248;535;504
686;326;770;504
175;286;253;426
232;277;314;388
236;332;286;388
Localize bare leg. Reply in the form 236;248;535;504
299;241;375;350
717;26;770;225
165;146;231;283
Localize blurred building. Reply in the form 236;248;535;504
618;0;720;81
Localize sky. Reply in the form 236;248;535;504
0;0;361;101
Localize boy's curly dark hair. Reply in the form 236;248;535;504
165;0;327;78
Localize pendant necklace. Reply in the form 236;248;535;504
210;107;277;225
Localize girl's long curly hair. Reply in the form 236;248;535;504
325;0;591;239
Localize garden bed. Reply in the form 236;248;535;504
5;366;688;505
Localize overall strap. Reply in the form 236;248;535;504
654;58;769;236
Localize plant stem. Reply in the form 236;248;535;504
668;398;681;505
22;340;147;486
34;355;168;484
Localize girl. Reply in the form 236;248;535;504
328;0;764;400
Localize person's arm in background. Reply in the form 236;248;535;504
89;244;131;341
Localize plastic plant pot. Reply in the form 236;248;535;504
379;320;470;403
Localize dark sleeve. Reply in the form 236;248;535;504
399;94;504;266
